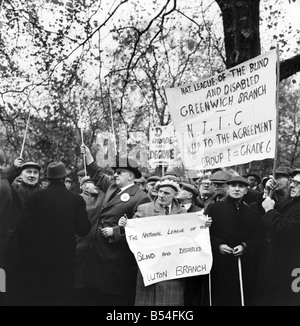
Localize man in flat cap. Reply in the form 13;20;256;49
17;161;91;306
254;168;300;306
12;161;42;206
80;144;151;306
204;175;260;306
177;182;202;213
145;175;161;200
206;170;230;205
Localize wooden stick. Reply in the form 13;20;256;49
20;108;32;158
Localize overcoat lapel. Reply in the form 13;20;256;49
102;184;138;208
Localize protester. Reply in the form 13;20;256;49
177;182;202;212
16;161;91;306
254;168;300;306
206;170;230;205
145;175;161;200
134;176;147;193
12;161;42;205
176;182;209;306
80;144;151;306
205;175;260;306
196;174;214;210
118;179;212;306
73;176;105;305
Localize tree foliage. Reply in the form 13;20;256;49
0;0;299;174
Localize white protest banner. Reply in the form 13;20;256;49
149;125;175;168
125;213;212;286
165;50;277;170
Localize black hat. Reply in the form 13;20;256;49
226;175;249;187
111;157;142;179
180;182;199;198
46;161;68;179
147;176;161;183
292;169;300;177
210;171;230;183
21;161;41;171
246;173;261;185
275;166;292;178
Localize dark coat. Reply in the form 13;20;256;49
16;181;91;305
254;196;300;306
205;196;260;306
85;162;151;303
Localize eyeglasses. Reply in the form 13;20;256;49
115;169;129;175
291;179;300;187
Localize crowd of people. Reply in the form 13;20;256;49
1;146;300;306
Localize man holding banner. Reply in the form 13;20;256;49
119;179;212;306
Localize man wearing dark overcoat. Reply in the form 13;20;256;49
81;144;151;306
16;161;91;306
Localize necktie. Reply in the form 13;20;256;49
164;206;170;215
108;187;121;202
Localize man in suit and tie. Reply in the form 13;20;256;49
80;144;151;306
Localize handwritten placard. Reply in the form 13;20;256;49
165;50;277;170
149;125;175;167
125;213;212;286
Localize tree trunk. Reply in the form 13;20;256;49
215;0;261;68
215;0;300;81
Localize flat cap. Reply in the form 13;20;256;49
180;182;199;198
210;170;230;183
226;175;249;187
246;173;261;185
157;180;180;192
21;161;41;171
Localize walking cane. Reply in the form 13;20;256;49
238;256;245;306
208;272;212;306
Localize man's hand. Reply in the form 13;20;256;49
101;227;113;238
118;215;128;227
262;196;275;212
14;157;24;168
80;144;94;165
219;244;234;255
233;245;244;257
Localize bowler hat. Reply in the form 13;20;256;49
157;180;180;192
210;170;230;183
275;166;292;178
0;150;5;164
226;175;249;187
180;182;199;198
46;161;68;179
21;161;41;171
111;156;142;179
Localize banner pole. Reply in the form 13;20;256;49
20;108;32;158
272;44;280;176
79;103;87;177
269;45;281;198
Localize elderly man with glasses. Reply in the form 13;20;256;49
254;168;300;306
80;144;151;306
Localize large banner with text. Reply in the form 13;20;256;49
125;213;212;286
165;50;277;170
